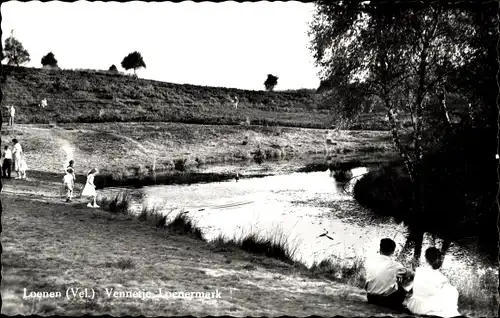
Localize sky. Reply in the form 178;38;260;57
1;1;321;91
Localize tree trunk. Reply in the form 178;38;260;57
440;238;452;256
385;105;415;181
438;88;452;127
467;102;475;127
0;68;3;194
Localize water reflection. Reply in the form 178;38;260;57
102;166;491;274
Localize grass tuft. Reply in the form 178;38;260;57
98;192;131;214
166;212;204;241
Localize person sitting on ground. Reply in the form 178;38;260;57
81;168;99;208
364;238;414;311
2;146;13;178
63;168;75;202
406;247;462;318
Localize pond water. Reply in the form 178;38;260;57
100;165;494;279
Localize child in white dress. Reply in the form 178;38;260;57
81;168;99;208
18;154;28;179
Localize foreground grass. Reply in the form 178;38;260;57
2;191;413;317
97;193;499;317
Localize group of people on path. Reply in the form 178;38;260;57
62;159;99;208
2;139;27;179
365;238;464;318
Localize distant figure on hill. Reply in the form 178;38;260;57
39;98;47;108
63;167;75;202
12;139;23;179
407;247;462;318
232;95;239;109
364;238;414;311
2;146;13;178
9;105;15;126
81;168;99;208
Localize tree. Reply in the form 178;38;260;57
41;52;58;67
121;51;146;76
309;1;484;264
264;74;278;91
109;64;118;72
2;30;30;67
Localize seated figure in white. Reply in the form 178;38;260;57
407;247;462;318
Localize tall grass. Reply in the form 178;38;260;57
99;192;204;241
97;192;131;214
211;227;301;265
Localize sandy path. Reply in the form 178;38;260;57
0;189;408;317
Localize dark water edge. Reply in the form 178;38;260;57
23;154;394;190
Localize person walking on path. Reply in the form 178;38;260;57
81;168;99;208
9;105;15;126
2;146;13;178
12;139;23;179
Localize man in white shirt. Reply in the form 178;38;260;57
365;238;413;311
9;105;15;126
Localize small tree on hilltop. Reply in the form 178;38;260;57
2;30;30;67
264;74;278;91
121;51;146;77
41;52;58;67
109;64;118;72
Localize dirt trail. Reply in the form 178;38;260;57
0;187;408;317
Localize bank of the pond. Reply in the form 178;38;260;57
1;189;415;317
1;123;393;182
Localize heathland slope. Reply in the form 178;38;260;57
1;65;332;128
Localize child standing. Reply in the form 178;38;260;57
63;168;75;202
81;168;99;208
66;160;76;190
2;146;12;178
18;154;27;179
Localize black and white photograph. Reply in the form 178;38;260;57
0;0;498;316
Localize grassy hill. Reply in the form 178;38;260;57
1;65;335;128
1;65;403;130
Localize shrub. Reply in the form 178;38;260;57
41;52;58;67
264;74;279;91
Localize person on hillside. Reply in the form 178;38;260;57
2;146;13;178
18;154;28;180
12;139;23;179
81;168;99;208
63;168;75;202
407;247;462;318
364;238;414;311
9;105;15;126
